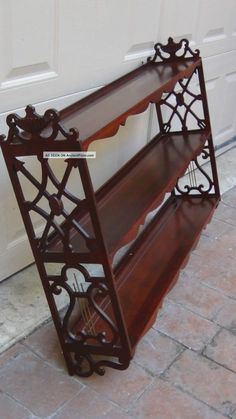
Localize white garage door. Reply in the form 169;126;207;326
0;0;235;281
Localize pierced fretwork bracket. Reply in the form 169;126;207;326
148;37;200;63
158;69;206;133
175;143;215;196
4;105;78;144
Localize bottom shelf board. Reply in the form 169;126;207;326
72;195;218;352
117;195;219;349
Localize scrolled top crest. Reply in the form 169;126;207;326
148;37;200;63
2;104;79;145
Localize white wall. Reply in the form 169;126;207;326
0;0;236;280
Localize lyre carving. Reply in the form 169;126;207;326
175;142;215;196
49;264;120;347
48;263;127;376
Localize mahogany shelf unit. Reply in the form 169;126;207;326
1;38;220;377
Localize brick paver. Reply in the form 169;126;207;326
51;387;132;419
23;321;65;371
204;328;236;373
164;349;236;417
167;272;229;321
0;185;235;418
0;392;32;419
214;298;236;332
153;299;220;351
0;351;83;417
129;379;227;419
83;362;153;409
134;328;184;375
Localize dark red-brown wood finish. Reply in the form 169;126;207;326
0;38;220;377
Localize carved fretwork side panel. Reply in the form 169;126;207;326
148;38;207;134
13;155;97;254
158;72;219;197
0;105;130;376
157;68;206;134
148;38;219;198
0;105;100;255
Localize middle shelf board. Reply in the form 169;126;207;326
46;130;209;260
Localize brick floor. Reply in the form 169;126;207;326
129;380;227;419
0;185;235;419
153;299;220;351
164;350;236;417
203;329;236;373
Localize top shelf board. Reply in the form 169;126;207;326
59;58;201;149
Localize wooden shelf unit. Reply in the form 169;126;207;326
0;38;220;377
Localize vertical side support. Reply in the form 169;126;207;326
2;153;75;375
77;141;132;361
197;63;220;198
155;102;165;134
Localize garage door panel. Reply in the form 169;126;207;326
0;0;58;91
0;0;236;280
